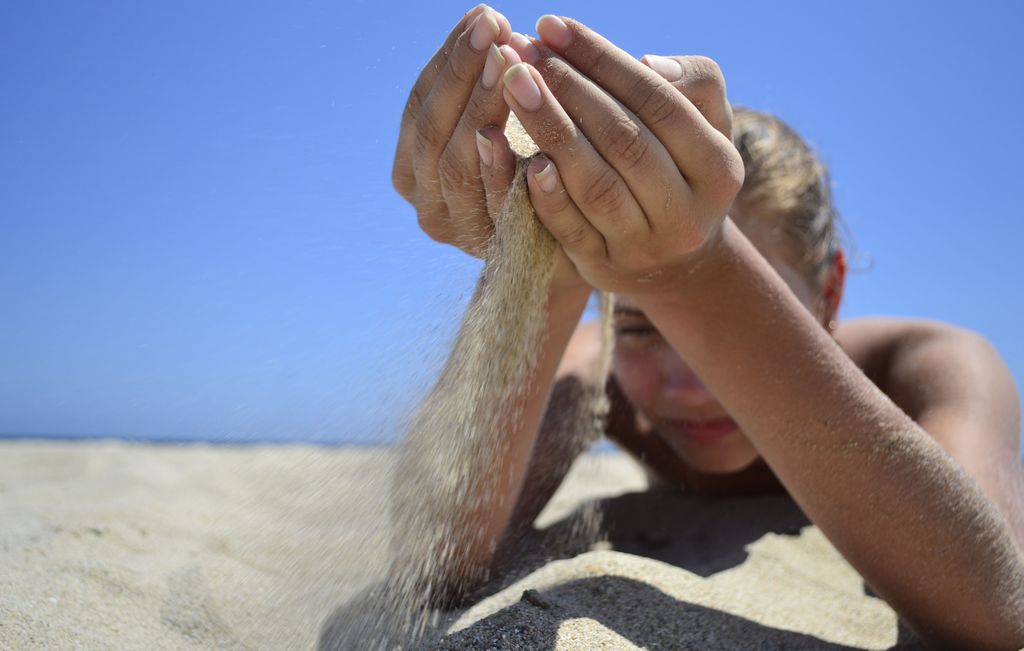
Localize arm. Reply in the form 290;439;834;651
393;7;740;598
496;320;608;535
637;221;1024;650
390;6;597;603
837;317;1024;547
393;271;592;610
448;280;592;585
503;16;1024;648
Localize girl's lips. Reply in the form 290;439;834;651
663;417;739;443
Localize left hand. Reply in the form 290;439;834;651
497;17;744;296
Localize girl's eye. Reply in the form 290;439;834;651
615;325;658;338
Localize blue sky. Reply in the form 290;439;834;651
1;1;1021;449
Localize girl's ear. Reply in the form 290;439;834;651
819;248;847;327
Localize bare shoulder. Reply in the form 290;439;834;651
834;316;970;376
834;315;1018;421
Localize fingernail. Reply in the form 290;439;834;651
531;157;557;192
463;3;487;27
498;44;522;66
476;130;493;166
642;54;683;82
536;15;572;49
470;10;499;52
510;32;541;64
481;43;504;89
493;11;510;42
503;64;543;111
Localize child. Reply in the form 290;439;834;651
390;6;1024;648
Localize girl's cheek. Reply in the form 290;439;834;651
613;346;662;413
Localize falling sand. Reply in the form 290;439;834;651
317;116;616;649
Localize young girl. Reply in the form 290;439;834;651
390;6;1024;648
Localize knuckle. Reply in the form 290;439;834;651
701;146;745;208
437;147;478;194
558;222;591;248
539;57;574;98
633;80;680;131
604;116;649;171
717;102;735;140
460;94;490;128
445;45;478;88
688;56;726;91
391;163;416;200
583;167;628;215
414;107;447;155
676;57;727;117
719;147;745;195
534;183;571;214
404;84;429;122
586;46;614;81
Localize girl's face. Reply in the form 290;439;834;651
611;220;832;475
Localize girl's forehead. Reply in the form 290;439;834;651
614;252;817;317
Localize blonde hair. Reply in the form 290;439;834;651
731;107;842;287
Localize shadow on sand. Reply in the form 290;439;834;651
319;489;923;650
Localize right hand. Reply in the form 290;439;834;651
391;5;514;259
497;21;744;298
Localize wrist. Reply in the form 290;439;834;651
628;217;729;307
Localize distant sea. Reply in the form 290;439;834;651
2;431;1018;461
0;431;383;446
0;430;624;452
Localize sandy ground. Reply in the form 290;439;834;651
0;440;923;650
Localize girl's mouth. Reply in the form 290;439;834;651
662;417;739;443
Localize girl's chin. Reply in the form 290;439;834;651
661;431;760;474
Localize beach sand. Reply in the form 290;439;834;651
0;440;923;649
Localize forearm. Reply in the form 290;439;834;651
634;219;1024;648
464;282;592;560
399;274;593;601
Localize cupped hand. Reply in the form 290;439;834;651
499;17;745;296
474;124;590;293
391;5;517;258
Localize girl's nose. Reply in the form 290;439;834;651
660;351;716;407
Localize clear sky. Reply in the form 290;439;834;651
1;1;1022;450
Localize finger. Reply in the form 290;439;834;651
502;62;648;255
509;31;542;64
413;9;509;163
476;128;516;223
526;155;606;261
534;16;742;203
410;8;509;244
393;4;491;197
404;5;510;127
517;44;690;236
439;44;521;256
640;54;733;139
393;6;511;197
